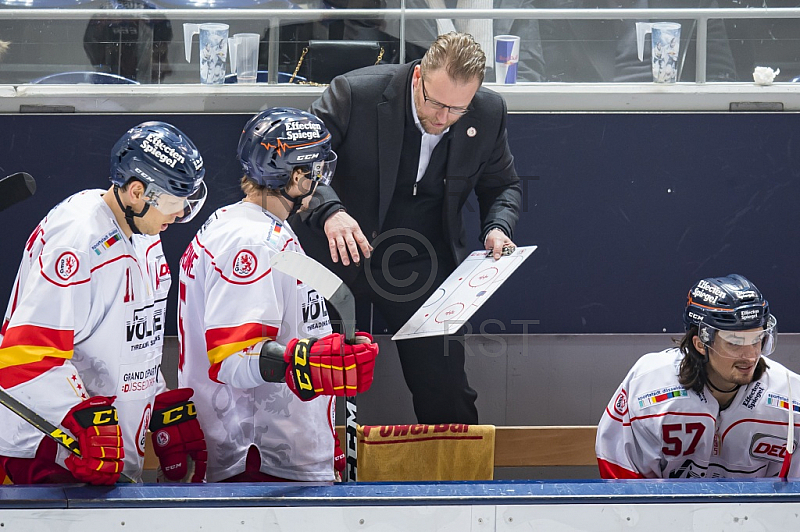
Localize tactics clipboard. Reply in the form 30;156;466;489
391;245;536;341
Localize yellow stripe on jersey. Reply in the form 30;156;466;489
0;345;72;370
207;337;270;365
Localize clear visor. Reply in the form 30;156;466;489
703;315;778;358
309;151;337;186
143;180;207;224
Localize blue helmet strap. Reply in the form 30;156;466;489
113;185;150;235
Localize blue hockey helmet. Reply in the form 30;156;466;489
684;274;776;356
236;107;336;189
110;121;206;223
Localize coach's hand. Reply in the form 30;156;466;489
284;332;378;401
323;210;372;266
484;228;516;261
62;396;124;485
150;388;207;483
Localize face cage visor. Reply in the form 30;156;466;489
307;151;337;186
143;180;207;223
700;314;777;359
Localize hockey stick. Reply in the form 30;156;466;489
0;172;36;212
0;387;134;483
780;370;795;479
271;250;359;482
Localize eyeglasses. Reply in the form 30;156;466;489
420;77;470;116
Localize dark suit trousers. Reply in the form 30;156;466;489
351;253;479;425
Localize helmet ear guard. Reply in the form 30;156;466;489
698;324;715;346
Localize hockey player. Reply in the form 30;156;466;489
596;274;800;479
178;107;379;483
0;121;208;485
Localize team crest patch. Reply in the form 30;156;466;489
613;389;628;416
55;252;79;280
637;385;688;409
232;250;257;278
766;393;800;413
155;430;170;448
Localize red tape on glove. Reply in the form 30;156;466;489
284;332;378;401
150;388;207;483
61;395;124;485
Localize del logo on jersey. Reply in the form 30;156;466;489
749;433;793;462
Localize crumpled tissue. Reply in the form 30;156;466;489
753;66;780;85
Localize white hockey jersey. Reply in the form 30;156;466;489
178;201;335;482
0;190;169;481
596;348;800;479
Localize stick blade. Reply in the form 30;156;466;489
272;251;341;300
0;172;36;212
271;251;357;341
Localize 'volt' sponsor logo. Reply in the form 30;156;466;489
127;307;164;342
302;289;328;323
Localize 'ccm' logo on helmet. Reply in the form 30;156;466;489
688;311;704;323
296;154;320;161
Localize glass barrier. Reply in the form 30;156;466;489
0;4;799;85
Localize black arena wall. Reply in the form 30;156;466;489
0;113;797;335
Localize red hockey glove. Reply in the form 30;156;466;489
61;396;124;485
150;388;207;483
284;332;378;401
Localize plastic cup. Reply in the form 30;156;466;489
229;33;260;84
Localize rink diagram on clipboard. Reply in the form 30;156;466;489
392;245;536;341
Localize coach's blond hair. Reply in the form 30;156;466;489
420;32;485;84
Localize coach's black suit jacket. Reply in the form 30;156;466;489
295;61;522;288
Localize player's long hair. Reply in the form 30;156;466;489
678;326;767;393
